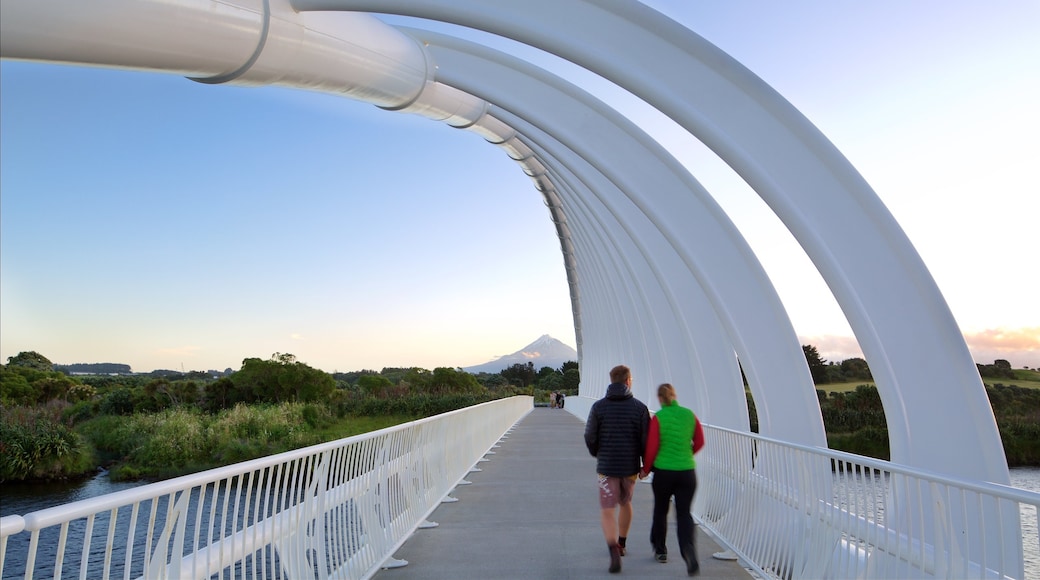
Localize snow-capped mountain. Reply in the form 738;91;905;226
464;335;577;374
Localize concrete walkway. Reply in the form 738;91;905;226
375;406;751;579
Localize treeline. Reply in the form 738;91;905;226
0;351;580;483
746;347;1040;466
744;383;1040;466
55;362;133;375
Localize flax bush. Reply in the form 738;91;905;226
0;405;94;482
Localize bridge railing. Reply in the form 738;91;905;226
0;396;532;580
697;424;1039;580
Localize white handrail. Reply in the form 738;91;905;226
0;396;532;580
696;424;1039;580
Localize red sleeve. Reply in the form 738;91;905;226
692;417;705;454
643;416;660;471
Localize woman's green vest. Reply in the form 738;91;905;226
653;401;696;471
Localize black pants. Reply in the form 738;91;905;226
650;468;697;562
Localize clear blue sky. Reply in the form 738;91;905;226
2;1;1037;373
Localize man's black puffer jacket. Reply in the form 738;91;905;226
584;383;651;477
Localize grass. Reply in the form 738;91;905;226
820;381;876;393
819;372;1040;393
309;414;416;443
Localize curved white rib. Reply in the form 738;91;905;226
400;29;820;434
0;0;1008;483
290;0;1007;485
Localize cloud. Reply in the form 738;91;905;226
798;335;864;363
801;328;1040;369
291;333;304;340
963;327;1040;368
963;327;1040;353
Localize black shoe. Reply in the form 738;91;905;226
683;551;699;576
655;552;667;563
618;544;626;557
609;545;622;573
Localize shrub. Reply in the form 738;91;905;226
0;406;94;482
133;409;207;468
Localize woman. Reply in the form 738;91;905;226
639;383;705;576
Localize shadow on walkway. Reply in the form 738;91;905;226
375;406;751;579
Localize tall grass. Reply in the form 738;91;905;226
77;402;349;480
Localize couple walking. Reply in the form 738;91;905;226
584;364;705;575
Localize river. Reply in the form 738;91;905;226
2;468;1038;578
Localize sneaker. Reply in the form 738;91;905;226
655;552;667;563
683;551;699;576
608;545;622;573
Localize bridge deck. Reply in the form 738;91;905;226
375;406;752;579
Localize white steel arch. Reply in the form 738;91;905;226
2;0;1022;573
0;0;1007;487
289;0;1008;486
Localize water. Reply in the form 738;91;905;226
1010;467;1040;580
3;468;1039;578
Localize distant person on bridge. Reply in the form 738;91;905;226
639;383;705;576
584;364;651;573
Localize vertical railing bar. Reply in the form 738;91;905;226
144;495;159;579
121;502;140;580
250;468;264;580
77;514;95;580
229;472;244;577
206;481;219;580
330;445;346;572
102;507;118;579
268;461;285;580
240;470;255;580
219;474;235;579
24;529;40;580
872;467;883;578
190;484;205;580
785;446;799;577
291;455;309;579
52;521;69;580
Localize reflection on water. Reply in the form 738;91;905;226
0;472;142;517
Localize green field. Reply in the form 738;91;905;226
818;370;1040;394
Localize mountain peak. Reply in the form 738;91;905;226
464;335;577;374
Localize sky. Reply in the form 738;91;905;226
1;1;1038;373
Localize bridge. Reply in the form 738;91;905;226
1;1;1038;577
1;398;1037;578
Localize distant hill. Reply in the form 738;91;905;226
55;362;133;375
464;335;577;374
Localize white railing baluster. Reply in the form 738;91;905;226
4;397;531;580
689;424;1039;579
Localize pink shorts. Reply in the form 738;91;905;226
597;474;637;509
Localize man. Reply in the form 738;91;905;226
584;364;651;573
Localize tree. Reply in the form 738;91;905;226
839;357;872;381
802;345;829;385
501;362;536;389
562;368;581;392
358;374;394;397
559;360;579;374
429;367;484;395
231;354;334;404
0;366;35;405
7;351;54;371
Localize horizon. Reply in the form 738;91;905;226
11;332;1035;375
2;1;1038;374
